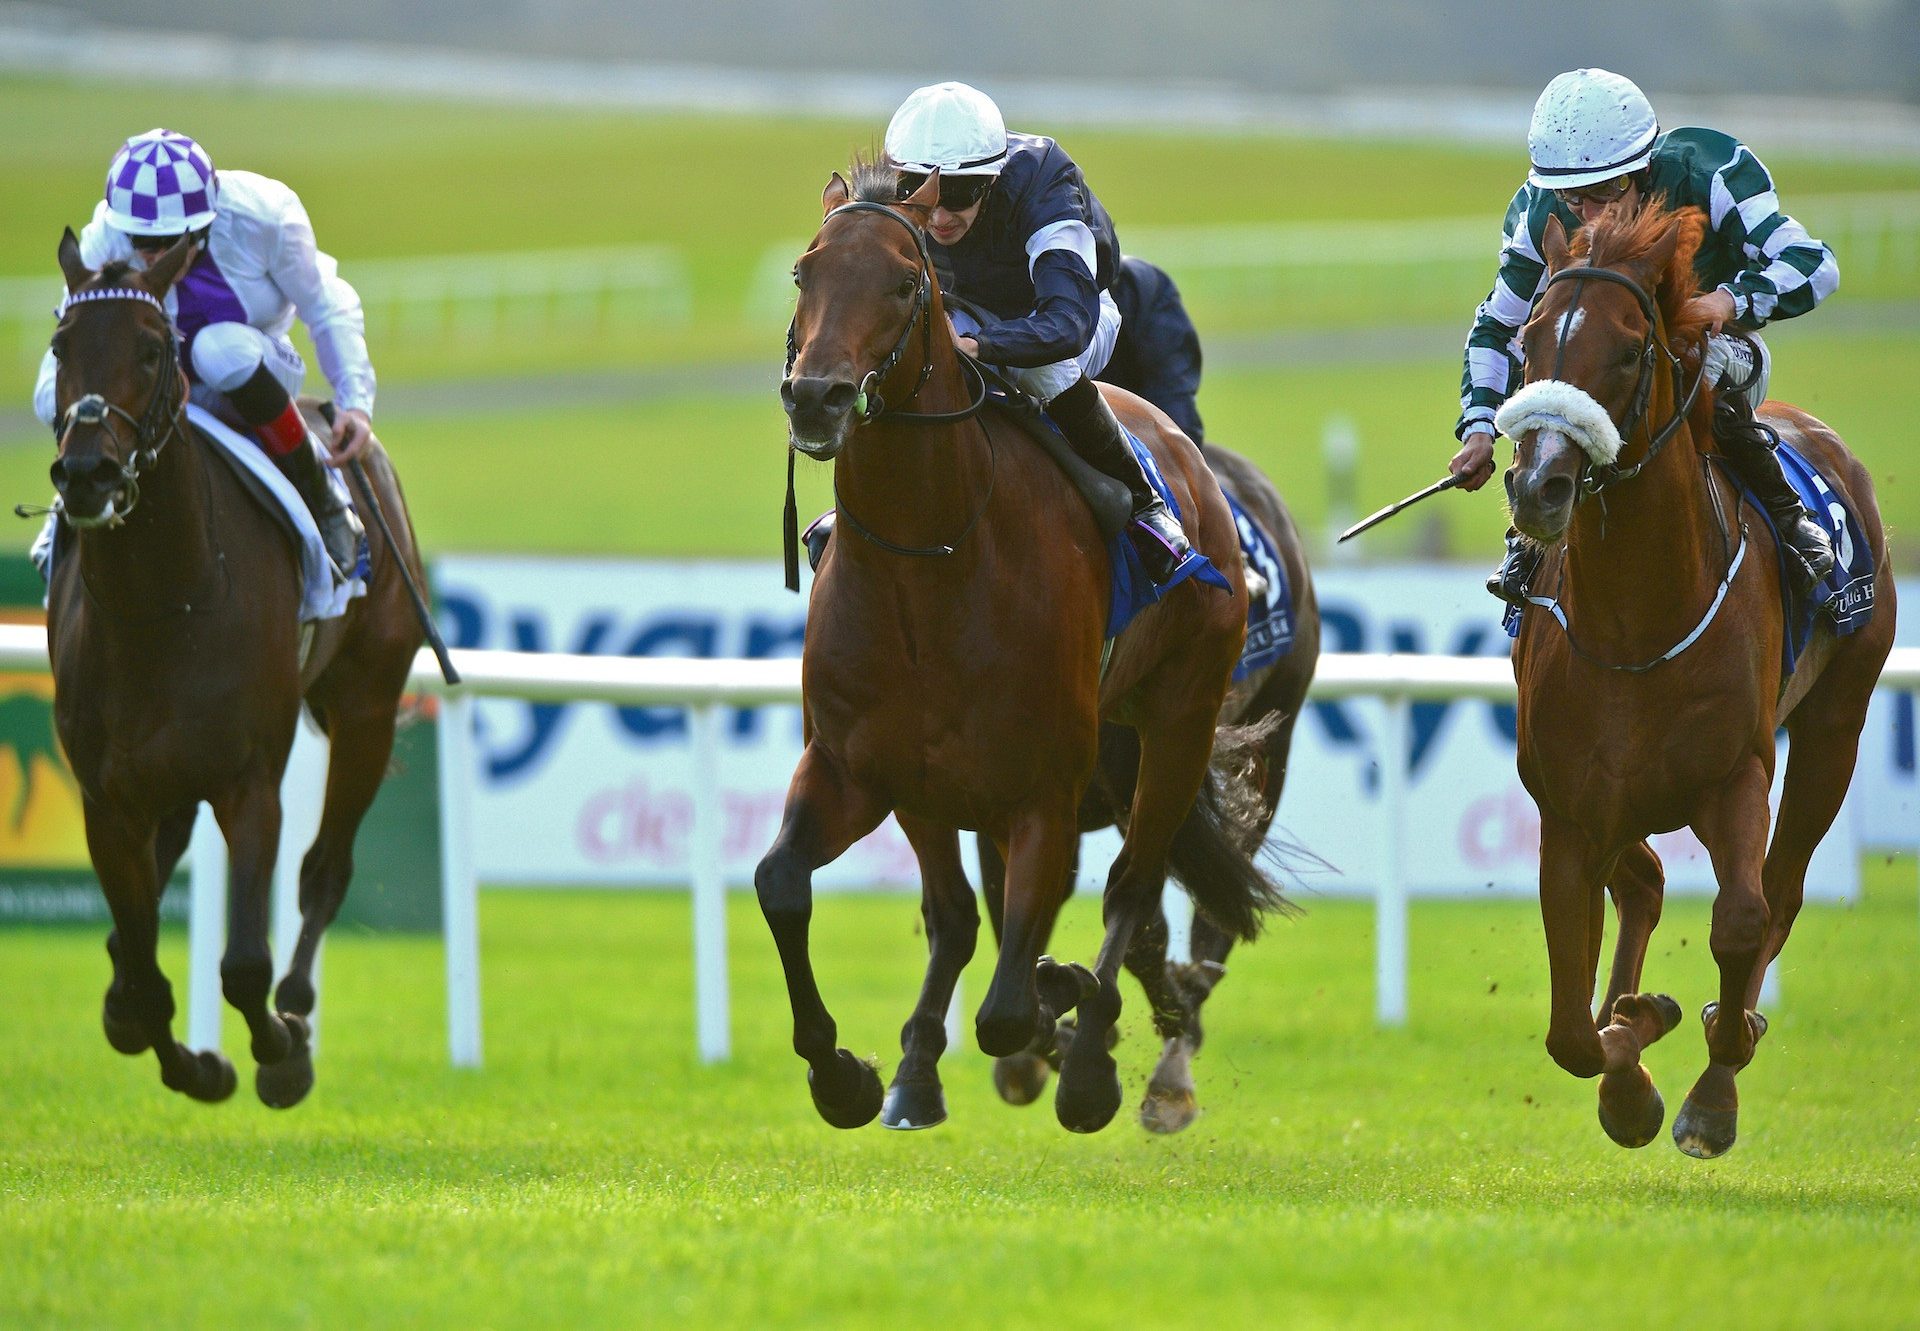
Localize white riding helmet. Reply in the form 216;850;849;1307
1527;69;1659;190
884;82;1009;177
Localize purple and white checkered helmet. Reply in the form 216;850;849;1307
103;128;219;236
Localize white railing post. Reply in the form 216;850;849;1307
274;722;330;1049
1162;884;1193;965
689;703;731;1064
1376;692;1411;1027
187;803;225;1050
438;693;482;1068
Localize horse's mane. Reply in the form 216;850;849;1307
847;158;899;205
1569;200;1712;346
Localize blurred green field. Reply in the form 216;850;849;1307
5;75;1916;565
2;861;1916;1329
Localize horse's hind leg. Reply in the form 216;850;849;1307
209;769;304;1090
88;799;236;1102
1672;756;1774;1159
882;816;980;1130
1127;904;1204;1133
755;743;890;1128
977;830;1078;1107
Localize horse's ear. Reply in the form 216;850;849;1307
822;172;850;215
903;168;941;212
1646;206;1706;299
57;228;91;293
142;232;198;296
1541;214;1571;272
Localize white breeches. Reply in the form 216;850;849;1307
950;289;1121;404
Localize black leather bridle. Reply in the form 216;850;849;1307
780;200;993;590
1541;263;1707;497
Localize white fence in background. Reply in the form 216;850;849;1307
0;627;1912;1067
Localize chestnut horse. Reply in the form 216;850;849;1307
977;444;1320;1133
1502;202;1895;1157
762;165;1285;1134
44;230;424;1107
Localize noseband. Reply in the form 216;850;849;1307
1542;264;1706;497
47;286;186;525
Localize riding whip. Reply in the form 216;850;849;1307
343;456;460;685
1337;473;1462;543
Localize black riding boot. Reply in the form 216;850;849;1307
1485;528;1545;607
272;437;363;579
1047;375;1192;584
1713;392;1834;593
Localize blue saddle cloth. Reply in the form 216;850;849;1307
1223;489;1295;679
1104;431;1232;638
1745;439;1876;676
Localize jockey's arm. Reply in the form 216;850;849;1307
969;241;1101;369
269;198;377;459
1702;146;1839;330
1453;185;1548;489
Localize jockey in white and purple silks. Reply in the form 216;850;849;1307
883;82;1196;583
33;128;372;576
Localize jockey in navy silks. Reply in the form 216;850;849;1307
1447;69;1840;606
34;128;372;577
884;82;1196;583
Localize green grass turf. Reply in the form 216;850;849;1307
1;859;1916;1328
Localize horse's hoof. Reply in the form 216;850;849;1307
1650;993;1682;1033
1597;1068;1665;1149
256;1015;313;1109
1035;956;1098;1016
1139;1081;1199;1135
172;1049;237;1104
992;1053;1049;1106
102;1008;151;1056
807;1049;883;1130
881;1078;947;1130
1673;1096;1738;1159
1056;1040;1121;1134
250;1012;293;1066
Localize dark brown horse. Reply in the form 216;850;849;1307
45;229;425;1106
978;443;1320;1133
762;166;1285;1134
1502;201;1895;1156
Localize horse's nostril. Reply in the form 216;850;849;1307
822;381;858;414
1541;475;1575;511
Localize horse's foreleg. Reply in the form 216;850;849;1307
882;815;979;1130
209;771;302;1089
1057;709;1217;1134
754;743;889;1129
977;807;1078;1061
1673;755;1774;1159
1538;815;1669;1146
86;798;236;1102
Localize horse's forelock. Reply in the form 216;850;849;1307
849;159;900;205
1578;201;1710;334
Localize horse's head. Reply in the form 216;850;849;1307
781;165;944;458
1501;202;1707;543
47;228;194;527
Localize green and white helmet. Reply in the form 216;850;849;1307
1527;69;1658;190
884;82;1009;177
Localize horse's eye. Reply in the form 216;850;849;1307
140;342;162;366
48;335;65;362
896;277;917;299
1619;346;1641;369
792;267;803;289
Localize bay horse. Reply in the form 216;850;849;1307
1501;201;1895;1157
44;229;425;1107
763;165;1286;1134
977;443;1320;1133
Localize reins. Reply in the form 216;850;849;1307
781;200;994;591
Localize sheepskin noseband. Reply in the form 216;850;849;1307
1494;379;1625;467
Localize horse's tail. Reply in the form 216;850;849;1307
1166;713;1300;942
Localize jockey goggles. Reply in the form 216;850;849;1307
1554;175;1636;208
896;172;994;212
